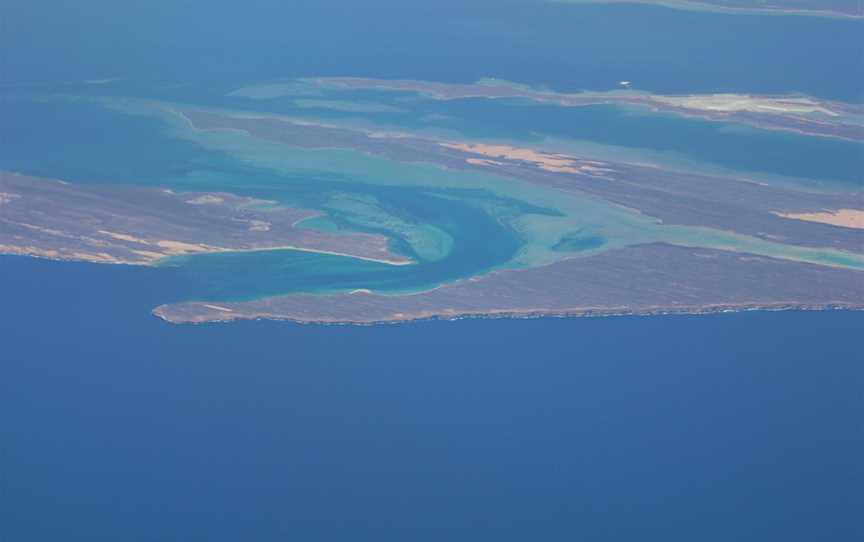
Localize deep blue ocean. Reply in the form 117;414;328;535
2;1;863;539
2;256;862;541
4;0;862;101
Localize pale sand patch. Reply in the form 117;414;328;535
444;142;612;177
70;251;118;263
19;223;69;237
155;242;413;265
444;142;575;168
132;250;169;260
99;230;150;244
0;245;132;264
202;304;234;312
79;236;111;248
155;240;216;254
246;219;271;232
654;94;840;117
0;245;59;258
0;192;20;205
775;209;864;229
538;164;583;174
466;158;504;166
186;195;225;205
580;165;615;175
259;246;413;265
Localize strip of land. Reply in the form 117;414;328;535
553;0;863;19
314;77;864;142
153;243;864;324
0;172;411;266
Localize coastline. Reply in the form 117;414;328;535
0;244;413;268
551;0;864;20
149;244;864;326
152;301;864;326
0;171;413;268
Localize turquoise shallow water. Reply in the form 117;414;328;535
160;187;525;300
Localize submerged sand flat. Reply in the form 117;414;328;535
777;209;864;229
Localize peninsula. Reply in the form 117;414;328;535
0;172;411;266
153;243;864;324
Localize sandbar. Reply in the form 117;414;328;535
776;209;864;229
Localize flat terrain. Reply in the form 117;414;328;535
0;172;410;266
154;243;864;324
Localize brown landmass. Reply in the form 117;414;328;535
314;78;864;142
776;209;864;229
153;243;864;324
0;172;411;266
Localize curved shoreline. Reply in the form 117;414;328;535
151;244;864;326
0;171;413;268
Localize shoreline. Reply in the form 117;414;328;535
154;245;414;267
152;301;864;326
0;171;414;269
551;1;864;20
0;244;414;268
